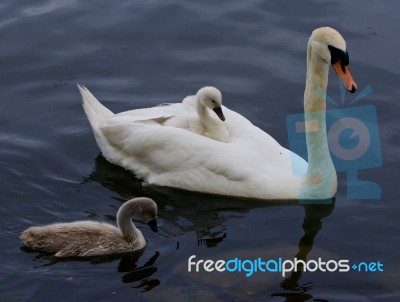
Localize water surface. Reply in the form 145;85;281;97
1;0;399;301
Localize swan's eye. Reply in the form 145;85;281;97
211;100;216;104
328;45;349;73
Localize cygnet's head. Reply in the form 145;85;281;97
118;197;158;232
196;86;225;121
308;27;357;93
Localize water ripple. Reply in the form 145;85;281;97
22;0;76;16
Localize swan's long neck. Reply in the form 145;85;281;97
196;94;228;142
304;43;329;114
196;96;212;124
117;204;140;242
303;42;336;197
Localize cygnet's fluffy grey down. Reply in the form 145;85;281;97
20;197;158;257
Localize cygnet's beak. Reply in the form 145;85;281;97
147;219;158;233
332;61;357;93
213;106;226;121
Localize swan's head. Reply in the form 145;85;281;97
118;197;158;233
196;86;225;121
309;27;357;93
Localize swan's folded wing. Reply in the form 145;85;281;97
114;96;196;123
101;118;220;166
100;118;253;186
114;103;184;122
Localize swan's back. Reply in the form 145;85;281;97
78;85;307;199
20;221;144;257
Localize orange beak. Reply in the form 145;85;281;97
332;61;357;93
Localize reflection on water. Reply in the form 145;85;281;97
84;154;146;200
86;154;296;245
22;244;161;292
119;251;160;291
273;203;334;300
85;153;336;300
2;0;399;300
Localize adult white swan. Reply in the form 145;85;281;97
78;27;357;200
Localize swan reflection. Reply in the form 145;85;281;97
85;154;335;300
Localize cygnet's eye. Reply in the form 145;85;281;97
211;100;216;104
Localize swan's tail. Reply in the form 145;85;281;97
78;84;114;130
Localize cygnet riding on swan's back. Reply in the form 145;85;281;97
161;86;229;142
20;197;158;257
82;86;229;142
78;27;357;200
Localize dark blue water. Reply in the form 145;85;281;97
1;1;399;301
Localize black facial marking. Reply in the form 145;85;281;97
328;45;349;73
147;219;158;233
212;106;225;121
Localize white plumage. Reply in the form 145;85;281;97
79;85;305;199
79;27;357;200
